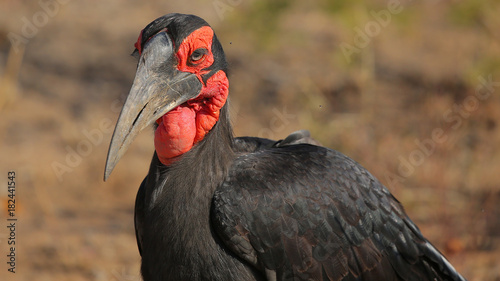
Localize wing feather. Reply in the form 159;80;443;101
212;144;466;281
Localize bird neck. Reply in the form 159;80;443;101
168;102;235;178
153;103;234;247
153;102;234;205
141;105;237;279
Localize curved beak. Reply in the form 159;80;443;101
104;33;201;181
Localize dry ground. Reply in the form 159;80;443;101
0;0;499;280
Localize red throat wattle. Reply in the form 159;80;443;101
153;26;229;166
154;70;228;165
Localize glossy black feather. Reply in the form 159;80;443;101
130;13;467;281
212;144;466;281
135;124;466;280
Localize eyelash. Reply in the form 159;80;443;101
189;48;208;64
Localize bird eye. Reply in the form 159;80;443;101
189;48;207;64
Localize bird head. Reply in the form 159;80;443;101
104;13;229;180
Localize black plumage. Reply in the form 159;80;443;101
106;13;467;281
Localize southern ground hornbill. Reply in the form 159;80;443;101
104;13;467;281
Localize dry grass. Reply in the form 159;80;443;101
0;0;499;280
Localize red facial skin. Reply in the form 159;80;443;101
136;26;229;165
134;30;144;54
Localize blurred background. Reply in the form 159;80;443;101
1;0;499;280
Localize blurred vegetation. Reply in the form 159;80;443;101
449;0;489;26
0;0;499;280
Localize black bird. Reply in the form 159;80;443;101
104;13;467;281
